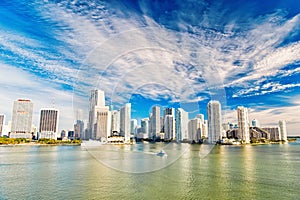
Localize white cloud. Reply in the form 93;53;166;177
1;1;300;130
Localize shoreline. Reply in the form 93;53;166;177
0;143;81;147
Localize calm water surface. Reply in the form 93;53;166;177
1;140;300;200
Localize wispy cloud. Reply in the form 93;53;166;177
0;1;299;132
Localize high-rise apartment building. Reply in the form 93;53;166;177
0;114;4;137
164;115;174;140
74;120;84;139
150;106;160;140
279;120;287;142
74;109;84;139
111;110;120;134
207;100;222;144
95;106;111;141
237;106;250;143
39;108;59;139
10;99;33;139
120;103;131;143
88;89;105;139
163;108;175;140
188;118;202;142
130;119;138;135
175;108;189;141
141;118;149;137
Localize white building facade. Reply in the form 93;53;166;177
237;106;250;143
120;103;131;143
207;100;222;144
10;99;33;139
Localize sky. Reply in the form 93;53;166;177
0;0;299;135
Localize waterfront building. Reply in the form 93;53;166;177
237;106;250;143
120;103;131;143
202;120;208;138
39;108;59;139
74;120;84;139
74;109;84;139
111;110;120;134
95;106;111;141
262;127;281;141
87;89;105;139
163;108;175;140
150;106;160;140
279;120;288;142
164;115;174;140
141;118;149;138
61;130;66;138
175;108;189;141
10;99;33;139
188;118;202;143
68;130;74;139
0;114;4;137
207;100;222;144
130;119;138;136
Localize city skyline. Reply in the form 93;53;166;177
0;1;299;135
0;94;289;144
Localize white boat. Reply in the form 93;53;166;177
156;150;167;157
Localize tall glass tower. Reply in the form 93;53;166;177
176;108;189;142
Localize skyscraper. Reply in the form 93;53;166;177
164;115;174;140
120;103;131;143
39;108;59;139
0;114;4;137
237;106;250;143
130;119;138;135
10;99;33;139
74;109;84;139
279;120;287;142
176;108;189;141
150;106;160;140
88;89;105;139
95;106;111;141
74;120;84;139
207;100;222;144
111;110;120;134
188;118;202;142
141;118;149;137
163;108;175;140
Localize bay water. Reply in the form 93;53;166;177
1;141;300;199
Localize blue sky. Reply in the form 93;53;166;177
0;0;299;135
